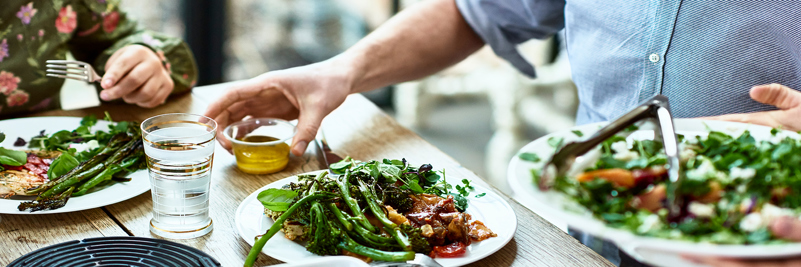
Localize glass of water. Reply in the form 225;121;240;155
141;113;217;239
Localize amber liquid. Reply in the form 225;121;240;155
232;135;290;174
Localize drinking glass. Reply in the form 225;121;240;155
141;113;217;239
223;118;296;174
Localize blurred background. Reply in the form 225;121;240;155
121;0;578;193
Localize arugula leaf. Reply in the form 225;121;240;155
81;114;98;127
518;152;541;163
48;153;79;180
377;163;401;183
0;147;27;166
257;188;299;212
329;160;351;174
422;171;441;185
449;193;468;212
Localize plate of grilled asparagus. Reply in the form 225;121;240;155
0;116;148;214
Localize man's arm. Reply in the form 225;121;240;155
204;0;487;155
339;0;485;93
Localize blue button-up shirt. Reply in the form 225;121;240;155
456;0;801;125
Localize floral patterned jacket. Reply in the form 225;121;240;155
0;0;198;116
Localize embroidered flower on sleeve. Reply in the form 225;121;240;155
103;11;120;33
6;90;29;107
0;71;21;95
55;5;78;34
0;39;8;62
38;29;44;37
16;3;37;25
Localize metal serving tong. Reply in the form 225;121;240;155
539;94;684;221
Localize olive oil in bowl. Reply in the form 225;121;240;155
231;135;291;174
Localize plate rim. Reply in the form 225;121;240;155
506;118;801;260
235;170;518;266
0;116;149;215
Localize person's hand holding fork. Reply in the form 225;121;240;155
99;44;174;108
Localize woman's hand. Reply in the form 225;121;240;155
203;60;353;156
99;44;174;108
704;84;801;131
684;217;801;266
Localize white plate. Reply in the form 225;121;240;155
235;170;517;267
507;119;801;266
0;116;149;214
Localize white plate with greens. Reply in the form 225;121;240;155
0;117;149;214
235;170;517;266
508;119;801;266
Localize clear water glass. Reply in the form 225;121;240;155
141;113;217;239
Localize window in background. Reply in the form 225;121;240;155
225;0;391;81
119;0;184;38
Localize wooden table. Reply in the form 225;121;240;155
0;83;614;267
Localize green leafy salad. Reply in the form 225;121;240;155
244;158;494;267
526;127;801;245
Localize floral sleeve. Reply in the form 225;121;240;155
64;0;197;94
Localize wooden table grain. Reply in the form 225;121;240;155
0;83;614;267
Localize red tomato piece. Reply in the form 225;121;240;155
431;242;467;258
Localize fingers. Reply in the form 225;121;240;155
205;81;265;151
121;76;164;107
102;61;159;101
101;47;145;93
771;216;801;241
699;111;783;129
204;80;263;121
750;84;801;110
291;108;324;156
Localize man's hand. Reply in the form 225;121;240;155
100;44;174;108
704;84;801;131
684;217;801;266
203;61;352;156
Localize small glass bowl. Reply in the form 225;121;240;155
223;118;297;174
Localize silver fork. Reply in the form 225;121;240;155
45;60;101;83
370;254;443;267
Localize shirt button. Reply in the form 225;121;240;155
649;53;660;63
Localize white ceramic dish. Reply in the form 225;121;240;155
507;119;801;267
236;170;517;267
0;117;149;214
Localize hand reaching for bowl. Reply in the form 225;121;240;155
704;84;801;131
684;216;801;267
203;60;351;156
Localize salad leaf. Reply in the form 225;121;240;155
449;193;468;212
0;147;27;166
518;152;541;162
48;153;80;180
0;132;5;142
258;188;299;212
547;137;564;148
329;160;351;174
81;114;98;127
572;130;584;137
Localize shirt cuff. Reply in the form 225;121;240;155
455;0;537;77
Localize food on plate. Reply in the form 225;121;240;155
0;151;60;197
532;128;801;244
0;114;146;212
244;158;493;267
